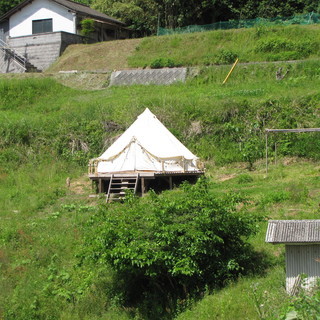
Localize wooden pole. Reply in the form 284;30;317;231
157;13;160;36
222;58;239;84
141;178;145;195
98;178;102;193
169;176;173;190
265;133;268;175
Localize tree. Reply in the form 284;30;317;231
80;179;263;317
0;0;22;17
80;18;95;36
92;0;158;36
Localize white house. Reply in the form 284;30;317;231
0;0;128;72
266;220;320;295
0;0;127;41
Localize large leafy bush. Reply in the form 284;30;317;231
81;179;262;317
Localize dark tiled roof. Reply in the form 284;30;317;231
52;0;125;25
0;0;125;26
266;220;320;243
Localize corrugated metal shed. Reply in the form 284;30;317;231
266;220;320;294
266;220;320;244
285;244;320;294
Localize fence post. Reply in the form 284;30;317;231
265;132;268;175
157;13;160;36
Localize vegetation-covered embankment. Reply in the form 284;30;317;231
1;30;320;319
47;24;320;72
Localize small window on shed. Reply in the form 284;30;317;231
32;19;53;34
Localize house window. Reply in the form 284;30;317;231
32;19;53;34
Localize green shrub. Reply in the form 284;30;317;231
281;281;320;320
150;58;164;68
213;49;238;65
150;58;181;68
80;179;263;318
242;137;264;170
80;19;95;37
237;174;254;184
166;58;176;68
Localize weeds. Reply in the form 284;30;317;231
1;34;320;319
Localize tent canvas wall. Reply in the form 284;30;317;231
88;108;204;198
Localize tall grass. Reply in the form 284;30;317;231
46;24;320;71
128;25;320;68
176;266;288;320
1;56;320;319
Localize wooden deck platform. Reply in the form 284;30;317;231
89;171;204;200
89;170;203;178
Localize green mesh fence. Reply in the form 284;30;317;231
157;12;320;36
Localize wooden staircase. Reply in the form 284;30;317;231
106;174;139;202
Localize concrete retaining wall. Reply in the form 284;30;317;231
109;68;187;86
0;49;26;73
6;31;85;71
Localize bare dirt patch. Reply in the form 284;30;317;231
218;173;237;182
68;175;92;195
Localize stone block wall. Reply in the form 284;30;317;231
109;68;188;86
5;32;85;72
0;49;26;73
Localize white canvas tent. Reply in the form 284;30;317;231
90;108;202;174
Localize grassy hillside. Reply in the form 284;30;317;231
1;25;320;319
47;24;320;72
47;38;141;72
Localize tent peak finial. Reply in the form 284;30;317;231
138;108;156;119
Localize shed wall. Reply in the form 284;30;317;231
286;244;320;294
9;0;74;37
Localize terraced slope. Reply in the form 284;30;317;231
47;24;320;72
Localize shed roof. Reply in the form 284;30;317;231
266;220;320;244
0;0;125;26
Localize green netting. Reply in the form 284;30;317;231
158;12;320;36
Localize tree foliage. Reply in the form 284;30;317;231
0;0;21;17
91;0;320;35
80;18;95;36
1;0;319;36
282;280;320;320
80;178;264;317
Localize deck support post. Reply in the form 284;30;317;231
169;176;173;190
98;178;103;193
141;177;145;195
